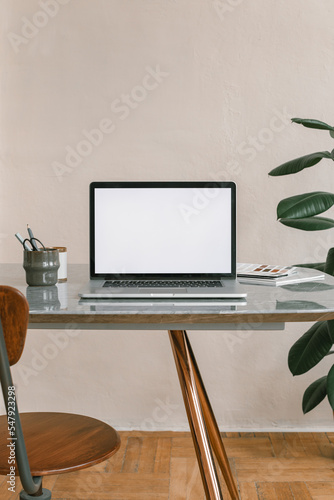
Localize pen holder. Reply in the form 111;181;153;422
23;248;60;286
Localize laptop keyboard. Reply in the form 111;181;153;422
103;280;223;288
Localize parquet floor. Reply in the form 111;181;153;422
1;431;333;499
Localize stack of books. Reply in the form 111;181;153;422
237;263;324;286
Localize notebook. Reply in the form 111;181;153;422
79;181;247;299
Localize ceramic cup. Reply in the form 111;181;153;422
23;248;60;286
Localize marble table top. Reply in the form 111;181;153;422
2;264;334;330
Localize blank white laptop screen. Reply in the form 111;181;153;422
93;186;232;275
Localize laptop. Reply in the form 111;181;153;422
79;181;247;299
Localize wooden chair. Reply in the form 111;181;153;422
0;285;120;500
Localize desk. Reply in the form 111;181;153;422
2;263;334;500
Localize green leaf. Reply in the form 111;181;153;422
302;376;327;413
325;248;334;276
288;321;333;375
269;152;332;176
280;216;334;231
292;118;334;131
277;192;334;219
326;365;334;410
327;320;334;343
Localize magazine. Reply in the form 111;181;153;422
237;263;297;279
237;263;324;286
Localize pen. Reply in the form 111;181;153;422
15;232;31;251
27;224;39;251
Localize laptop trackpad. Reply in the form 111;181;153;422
139;288;187;294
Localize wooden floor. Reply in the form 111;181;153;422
1;431;334;499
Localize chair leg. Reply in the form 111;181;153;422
20;487;51;500
169;330;223;500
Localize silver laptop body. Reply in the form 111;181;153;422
79;181;246;299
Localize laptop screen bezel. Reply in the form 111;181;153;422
89;181;236;280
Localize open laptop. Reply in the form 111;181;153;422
79;181;247;300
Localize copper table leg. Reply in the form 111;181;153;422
169;330;240;500
185;332;240;499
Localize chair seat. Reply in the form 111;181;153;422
0;412;120;476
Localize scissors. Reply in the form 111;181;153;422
14;225;45;251
22;237;45;251
22;224;45;251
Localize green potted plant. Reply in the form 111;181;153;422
269;118;334;414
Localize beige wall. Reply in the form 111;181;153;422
1;0;334;430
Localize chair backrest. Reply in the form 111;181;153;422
0;286;43;496
0;286;29;366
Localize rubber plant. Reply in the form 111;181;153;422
269;117;334;414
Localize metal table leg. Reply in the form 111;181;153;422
169;330;240;500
